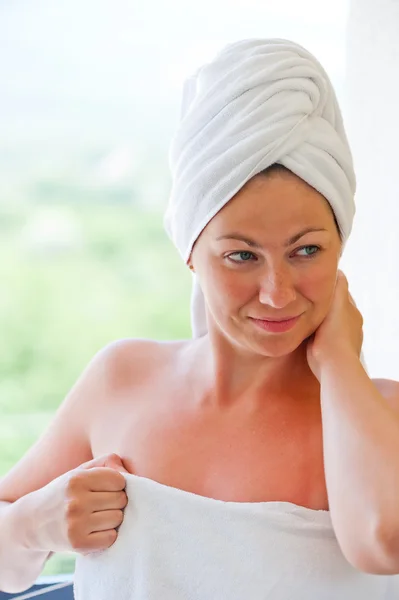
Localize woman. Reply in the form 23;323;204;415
1;39;399;599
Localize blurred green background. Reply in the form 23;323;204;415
0;168;192;574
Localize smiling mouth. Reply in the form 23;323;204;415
248;314;303;333
251;315;301;322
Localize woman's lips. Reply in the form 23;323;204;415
249;314;302;333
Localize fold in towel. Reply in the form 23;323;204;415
163;38;356;338
73;473;399;599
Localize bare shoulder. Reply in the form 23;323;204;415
87;337;195;461
0;337;187;503
99;337;190;388
372;378;399;411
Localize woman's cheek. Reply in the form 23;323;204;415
215;274;242;307
298;266;335;318
302;260;336;295
210;266;253;308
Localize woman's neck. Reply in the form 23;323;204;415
187;334;319;411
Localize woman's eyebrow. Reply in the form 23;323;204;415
215;227;328;248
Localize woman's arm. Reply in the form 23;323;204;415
0;343;119;593
0;498;53;593
319;350;399;574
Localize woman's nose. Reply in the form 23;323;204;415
258;268;297;309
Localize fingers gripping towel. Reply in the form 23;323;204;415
163;38;357;338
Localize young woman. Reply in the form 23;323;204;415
1;38;399;599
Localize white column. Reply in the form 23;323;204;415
342;0;399;379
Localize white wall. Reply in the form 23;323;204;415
341;0;399;379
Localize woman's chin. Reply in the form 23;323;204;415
245;328;308;357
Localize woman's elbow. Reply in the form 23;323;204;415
342;527;399;575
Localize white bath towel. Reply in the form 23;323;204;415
163;38;357;339
73;473;399;599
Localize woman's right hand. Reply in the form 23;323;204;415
17;453;129;555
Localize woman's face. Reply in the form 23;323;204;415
190;169;342;356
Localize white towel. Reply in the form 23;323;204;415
73;473;399;599
163;38;356;339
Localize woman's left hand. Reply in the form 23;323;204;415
306;270;364;380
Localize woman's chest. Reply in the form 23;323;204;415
90;391;329;510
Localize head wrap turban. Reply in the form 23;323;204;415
164;38;357;339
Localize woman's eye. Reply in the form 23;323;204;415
295;245;321;257
226;246;321;264
227;251;257;263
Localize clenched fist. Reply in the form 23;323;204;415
21;454;129;555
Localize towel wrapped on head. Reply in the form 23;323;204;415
164;38;357;339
